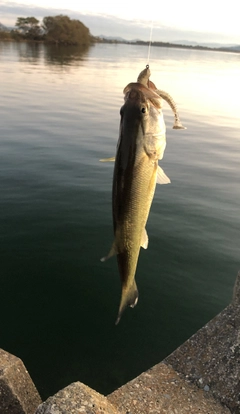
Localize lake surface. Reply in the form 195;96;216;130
0;41;239;400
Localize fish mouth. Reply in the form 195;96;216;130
124;83;162;110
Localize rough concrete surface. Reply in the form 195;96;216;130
0;348;41;414
165;271;240;414
108;362;231;414
35;382;120;414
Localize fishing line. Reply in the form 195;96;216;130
147;19;154;65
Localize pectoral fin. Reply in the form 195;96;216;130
141;228;148;249
99;157;115;162
157;165;171;184
100;242;117;262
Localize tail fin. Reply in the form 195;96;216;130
115;280;138;325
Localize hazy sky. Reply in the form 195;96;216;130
1;0;240;44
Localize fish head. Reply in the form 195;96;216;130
119;83;166;161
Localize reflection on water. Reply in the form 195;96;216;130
2;41;91;67
44;43;91;66
0;41;239;400
17;42;42;63
1;41;239;123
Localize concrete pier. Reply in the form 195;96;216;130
108;362;231;413
1;271;240;413
165;289;240;412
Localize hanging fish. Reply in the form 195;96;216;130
101;66;186;324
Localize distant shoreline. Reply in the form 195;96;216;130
1;37;239;54
97;38;240;54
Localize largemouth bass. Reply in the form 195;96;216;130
101;66;186;324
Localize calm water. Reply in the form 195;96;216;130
0;41;239;399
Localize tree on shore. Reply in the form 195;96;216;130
8;15;93;45
15;17;41;39
42;15;91;45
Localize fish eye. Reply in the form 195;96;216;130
141;107;146;113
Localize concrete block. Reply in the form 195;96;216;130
108;362;231;414
36;382;120;414
0;348;41;414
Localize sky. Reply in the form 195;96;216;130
1;0;240;45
